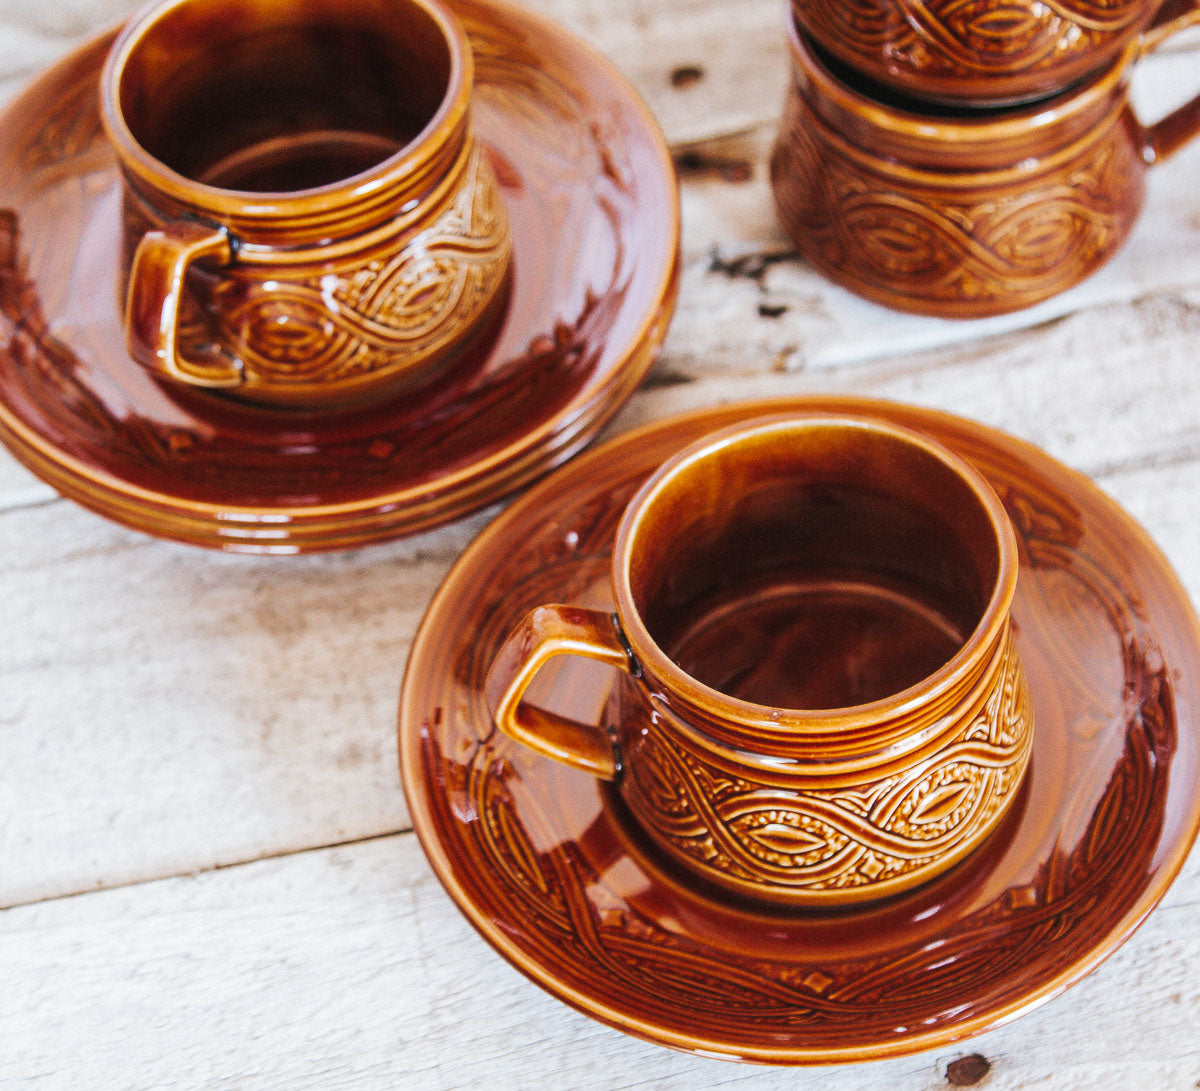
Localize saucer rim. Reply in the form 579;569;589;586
400;394;1200;1064
0;0;680;551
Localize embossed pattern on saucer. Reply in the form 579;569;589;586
0;0;678;552
400;396;1200;1064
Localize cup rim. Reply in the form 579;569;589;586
786;15;1132;144
611;412;1020;733
99;0;472;219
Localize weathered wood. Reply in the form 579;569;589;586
2;832;1196;1088
0;459;54;512
2;0;1200;1085
626;289;1200;484
0;500;495;908
5;311;1200;908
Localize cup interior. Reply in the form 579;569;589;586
113;0;457;193
623;418;1004;712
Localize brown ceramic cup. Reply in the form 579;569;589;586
791;0;1200;107
485;414;1034;906
101;0;511;409
770;21;1200;319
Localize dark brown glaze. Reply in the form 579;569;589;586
400;396;1200;1063
663;572;965;709
790;0;1200;107
486;415;1033;905
769;24;1200;318
104;0;512;408
0;0;679;552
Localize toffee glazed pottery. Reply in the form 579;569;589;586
485;415;1034;906
0;0;679;551
770;21;1200;318
790;0;1200;107
401;396;1200;1063
102;0;512;409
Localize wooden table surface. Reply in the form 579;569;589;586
3;1;1199;1087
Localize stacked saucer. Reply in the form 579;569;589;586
0;0;679;552
771;0;1200;316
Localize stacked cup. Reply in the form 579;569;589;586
771;0;1200;316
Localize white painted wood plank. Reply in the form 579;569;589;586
1;831;1196;1089
626;289;1200;483
4;288;1200;908
0;459;55;511
0;501;493;908
529;0;790;147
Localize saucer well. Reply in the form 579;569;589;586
0;0;678;552
400;396;1200;1064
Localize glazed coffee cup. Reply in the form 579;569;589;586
770;22;1200;319
101;0;511;409
791;0;1200;107
485;414;1034;906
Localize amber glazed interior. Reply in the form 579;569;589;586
109;0;455;194
621;418;1004;713
400;396;1200;1062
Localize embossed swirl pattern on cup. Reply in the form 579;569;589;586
183;146;512;387
795;0;1144;79
621;633;1033;895
770;95;1143;315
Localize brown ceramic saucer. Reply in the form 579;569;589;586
400;396;1200;1065
0;0;678;552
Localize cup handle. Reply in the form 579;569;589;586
1138;0;1200;164
484;605;634;780
125;220;244;388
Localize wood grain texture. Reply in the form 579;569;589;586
1;0;1199;1085
0;501;493;907
5;303;1200;910
2;834;1197;1088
